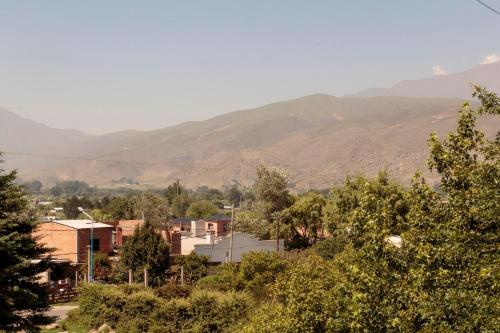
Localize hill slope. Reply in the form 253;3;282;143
352;61;500;99
3;95;497;189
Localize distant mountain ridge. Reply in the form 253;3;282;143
1;62;499;190
351;61;500;99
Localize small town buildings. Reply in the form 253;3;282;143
204;214;231;237
193;232;283;263
34;219;114;264
115;219;143;246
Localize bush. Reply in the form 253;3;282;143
115;290;162;333
149;298;190;333
195;275;229;291
78;284;127;329
117;283;146;295
155;283;192;300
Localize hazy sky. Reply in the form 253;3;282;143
1;1;499;134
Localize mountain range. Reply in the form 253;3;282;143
1;61;499;190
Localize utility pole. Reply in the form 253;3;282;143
229;203;234;262
276;216;280;253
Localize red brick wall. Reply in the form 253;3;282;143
77;228;114;263
33;222;78;263
205;221;229;237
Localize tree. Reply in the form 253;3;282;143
252;165;292;239
105;197;136;221
170;192;192;218
173;253;209;283
398;87;500;331
121;222;170;286
224;185;242;206
284;191;326;246
62;195;93;219
186;200;219;219
0;154;54;332
134;191;169;227
50;180;92;197
22;180;43;194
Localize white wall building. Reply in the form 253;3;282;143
190;232;284;263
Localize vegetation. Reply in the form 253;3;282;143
77;284;253;333
121;222;170;286
0;154;54;332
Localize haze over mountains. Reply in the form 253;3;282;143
1;62;499;190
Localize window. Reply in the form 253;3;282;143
208;223;213;230
89;239;100;251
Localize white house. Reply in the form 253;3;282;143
192;232;284;263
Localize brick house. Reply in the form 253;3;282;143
34;220;114;264
115;219;144;246
205;214;231;237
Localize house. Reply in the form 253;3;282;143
170;217;198;233
34;220;114;264
115;219;143;246
204;214;231;237
193;232;284;263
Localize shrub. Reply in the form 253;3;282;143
195;275;229;291
78;284;127;329
149;298;190;333
155;283;192;300
115;290;162;333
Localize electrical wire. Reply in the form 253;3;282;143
474;0;500;16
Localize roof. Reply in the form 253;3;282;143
206;214;231;222
42;220;114;230
171;217;198;226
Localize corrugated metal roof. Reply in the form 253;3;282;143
41;220;114;230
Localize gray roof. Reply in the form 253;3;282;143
42;220;114;230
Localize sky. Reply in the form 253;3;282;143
1;0;499;134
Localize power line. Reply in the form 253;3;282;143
474;0;500;16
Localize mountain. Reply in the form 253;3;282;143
0;108;92;171
2;94;497;190
352;61;500;99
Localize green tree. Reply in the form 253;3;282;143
398;86;500;331
105;197;136;221
173;253;210;283
186;200;219;219
0;155;54;332
170;192;192;218
134;191;169;227
284;191;326;247
62;195;93;219
22;180;43;194
121;222;170;286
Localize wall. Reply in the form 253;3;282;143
33;222;78;263
194;232;284;263
77;227;114;263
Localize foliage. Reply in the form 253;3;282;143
133;191;169;227
217;251;289;296
186;199;219;219
22;180;43;194
62;195;92;219
78;284;127;329
396;86;500;331
308;235;347;260
253;165;292;224
104;196;136;221
170;192;192;217
284;191;326;246
172;253;210;283
120;222;170;286
80;251;112;283
0;156;54;332
50;180;92;197
155;284;192;300
242;87;500;332
77;284;252;333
